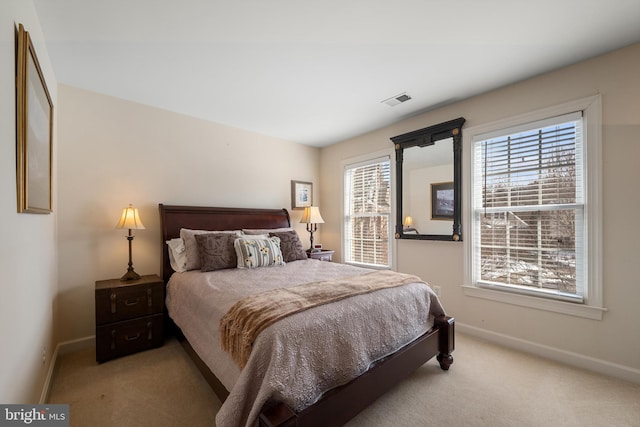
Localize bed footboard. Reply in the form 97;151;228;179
259;315;455;427
435;315;455;370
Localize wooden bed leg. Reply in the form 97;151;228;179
435;315;455;370
259;402;297;427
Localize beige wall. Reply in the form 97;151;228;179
1;2;637;403
320;44;640;378
0;1;58;403
56;85;320;343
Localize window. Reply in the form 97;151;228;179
344;156;392;268
463;96;604;320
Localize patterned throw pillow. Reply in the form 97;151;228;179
269;231;308;262
194;233;238;272
234;237;285;269
180;228;241;271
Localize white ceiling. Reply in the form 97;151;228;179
33;0;640;147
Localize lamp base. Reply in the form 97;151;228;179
120;268;141;282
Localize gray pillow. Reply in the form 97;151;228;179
269;231;308;262
180;228;240;270
194;233;238;272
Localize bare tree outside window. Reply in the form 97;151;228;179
478;121;582;296
345;159;391;267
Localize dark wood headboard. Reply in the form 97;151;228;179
158;204;291;283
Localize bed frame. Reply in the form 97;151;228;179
159;203;454;427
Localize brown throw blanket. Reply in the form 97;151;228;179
220;270;426;368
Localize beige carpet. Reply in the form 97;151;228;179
47;334;640;427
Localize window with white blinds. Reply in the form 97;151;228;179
473;112;585;301
464;96;603;319
344;157;391;268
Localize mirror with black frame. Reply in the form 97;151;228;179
391;117;465;241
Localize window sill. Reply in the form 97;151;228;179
344;262;390;270
462;285;606;320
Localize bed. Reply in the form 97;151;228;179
159;204;455;427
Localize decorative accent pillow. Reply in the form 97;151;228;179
269;231;308;262
194;233;237;272
234;237;285;269
166;238;187;272
180;228;241;271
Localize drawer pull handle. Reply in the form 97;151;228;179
147;321;153;340
147;288;153;307
110;293;116;314
124;298;139;306
125;333;140;341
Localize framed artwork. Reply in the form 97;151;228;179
16;23;54;214
431;181;454;220
291;180;312;210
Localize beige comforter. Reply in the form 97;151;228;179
165;259;445;427
221;270;430;368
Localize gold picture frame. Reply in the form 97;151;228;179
16;23;53;214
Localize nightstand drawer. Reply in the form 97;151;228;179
96;314;163;363
95;277;164;325
307;249;334;262
315;252;333;261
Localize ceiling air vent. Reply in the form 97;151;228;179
382;92;412;107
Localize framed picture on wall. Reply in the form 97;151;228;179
16;23;54;214
291;180;312;210
431;181;454;220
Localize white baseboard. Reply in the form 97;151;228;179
39;336;95;404
457;323;640;385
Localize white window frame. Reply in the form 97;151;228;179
463;95;605;320
342;150;395;269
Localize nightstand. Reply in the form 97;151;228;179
307;249;334;262
95;274;164;363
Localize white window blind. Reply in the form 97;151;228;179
472;112;584;301
344;157;391;268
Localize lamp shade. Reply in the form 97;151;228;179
404;215;414;227
300;206;324;224
115;204;146;230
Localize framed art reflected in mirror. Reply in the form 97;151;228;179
16;23;54;214
431;181;454;220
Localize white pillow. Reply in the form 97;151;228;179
242;227;293;235
238;233;270;239
180;228;242;271
166;238;187;273
234;236;285;269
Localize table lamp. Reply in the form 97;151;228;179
300;206;324;250
115;204;145;281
